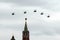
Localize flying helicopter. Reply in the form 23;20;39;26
24;11;27;14
34;10;37;12
41;12;44;15
12;12;15;15
47;15;50;18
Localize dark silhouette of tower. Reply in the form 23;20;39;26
11;35;15;40
22;18;29;40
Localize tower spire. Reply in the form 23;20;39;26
11;35;15;40
24;18;28;31
22;18;29;40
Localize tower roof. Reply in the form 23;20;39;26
11;35;15;40
24;18;28;31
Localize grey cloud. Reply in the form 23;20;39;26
0;0;59;7
0;0;60;12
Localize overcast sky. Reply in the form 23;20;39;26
0;0;60;40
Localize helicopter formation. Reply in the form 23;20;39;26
12;10;50;18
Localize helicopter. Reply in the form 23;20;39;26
47;15;50;18
41;12;44;15
34;10;37;12
12;12;15;15
24;11;27;14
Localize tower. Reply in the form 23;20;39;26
22;18;29;40
11;35;15;40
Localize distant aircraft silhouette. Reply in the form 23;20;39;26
34;10;37;12
12;13;14;15
24;11;27;14
47;15;50;18
41;12;43;15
